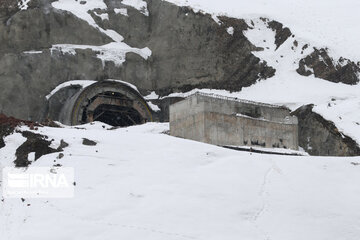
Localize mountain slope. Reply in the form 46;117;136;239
166;0;360;60
0;123;360;239
0;0;359;149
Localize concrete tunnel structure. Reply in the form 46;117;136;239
46;80;153;127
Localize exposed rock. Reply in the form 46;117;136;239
150;96;185;122
82;138;97;146
292;105;360;156
261;18;292;50
0;0;18;10
297;48;360;85
41;118;62;128
0;113;37;127
0;137;5;149
15;131;59;167
0;0;19;21
0;117;12;149
57;139;69;151
0;0;275;121
0;113;39;149
0;0;358;137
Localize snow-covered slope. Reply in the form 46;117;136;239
159;16;360;145
1;123;360;240
166;0;360;60
239;18;360;144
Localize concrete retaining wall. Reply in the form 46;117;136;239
170;93;299;150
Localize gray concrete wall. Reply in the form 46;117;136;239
170;96;206;142
197;93;297;124
204;112;298;149
170;93;299;150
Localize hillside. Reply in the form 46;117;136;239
1;122;360;239
0;1;360;239
167;0;360;59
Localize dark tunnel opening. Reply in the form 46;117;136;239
93;104;143;127
80;91;146;127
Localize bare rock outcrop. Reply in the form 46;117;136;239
0;0;275;121
297;48;360;85
292;105;360;156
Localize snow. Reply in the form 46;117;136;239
122;0;149;16
51;0;152;67
160;18;360;145
105;79;140;93
18;0;30;10
1;123;360;239
51;43;151;67
211;15;221;25
144;92;161;111
165;0;360;61
50;45;77;55
46;79;144;99
22;50;43;54
93;12;109;21
226;27;234;35
162;79;360;144
45;80;97;100
28;152;35;162
147;102;161;112
304;64;313;74
48;0;360;144
239;18;360;143
114;8;129;16
0;132;26;168
144;91;160;100
240;78;360;143
52;0;108;30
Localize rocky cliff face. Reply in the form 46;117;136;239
292;105;360;156
0;0;359;155
297;48;360;85
1;0;359;120
0;0;276;120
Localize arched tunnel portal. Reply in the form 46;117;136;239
49;80;153;127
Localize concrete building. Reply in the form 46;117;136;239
170;93;299;150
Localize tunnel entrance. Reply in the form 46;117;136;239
92;104;144;127
52;80;153;126
81;91;147;127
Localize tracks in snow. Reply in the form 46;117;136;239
251;160;282;240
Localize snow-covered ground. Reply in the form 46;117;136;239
4;3;358;239
0;123;360;240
